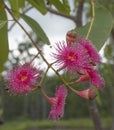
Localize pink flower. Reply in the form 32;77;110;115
53;41;90;73
79;68;104;89
6;63;41;95
87;68;104;89
77;39;101;64
47;85;67;121
73;88;96;100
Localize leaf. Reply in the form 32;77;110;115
21;14;50;45
63;0;70;14
27;0;47;15
0;20;7;29
49;0;70;15
69;3;113;50
9;0;20;18
0;4;9;72
18;0;25;8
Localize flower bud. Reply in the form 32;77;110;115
79;73;90;82
66;32;78;43
75;88;96;100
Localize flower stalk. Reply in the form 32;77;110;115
86;0;95;39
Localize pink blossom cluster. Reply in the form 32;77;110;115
53;39;104;90
6;39;105;121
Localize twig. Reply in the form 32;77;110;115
76;0;85;27
46;6;77;24
8;6;33;31
86;0;95;39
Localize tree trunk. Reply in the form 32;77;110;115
88;100;105;130
83;80;105;130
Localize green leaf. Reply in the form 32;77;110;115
21;14;50;45
0;4;9;72
63;0;70;14
0;20;7;29
9;0;20;17
69;3;113;50
27;0;47;15
18;0;25;8
9;0;25;17
9;0;25;10
49;0;70;15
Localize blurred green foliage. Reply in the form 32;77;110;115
0;118;112;130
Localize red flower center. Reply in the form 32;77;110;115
18;71;28;82
67;52;77;62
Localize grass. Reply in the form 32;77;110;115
0;117;112;130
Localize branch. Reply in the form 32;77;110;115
47;0;85;27
75;0;85;27
86;0;95;39
8;6;33;31
46;6;77;24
